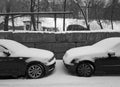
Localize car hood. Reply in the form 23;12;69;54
12;48;54;59
63;46;108;64
65;46;107;59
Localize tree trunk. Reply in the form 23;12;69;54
97;19;103;29
30;0;36;31
95;6;103;29
110;0;116;30
11;15;15;31
73;0;90;30
63;0;66;31
4;0;11;31
4;15;9;31
111;7;114;30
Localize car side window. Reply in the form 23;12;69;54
0;45;8;57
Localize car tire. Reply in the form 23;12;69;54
27;63;45;79
76;62;95;77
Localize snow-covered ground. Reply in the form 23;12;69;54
0;60;120;87
1;16;120;31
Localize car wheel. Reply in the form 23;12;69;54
27;63;45;79
76;62;94;77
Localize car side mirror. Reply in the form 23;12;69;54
3;50;10;57
108;51;115;57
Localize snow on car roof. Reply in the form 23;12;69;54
93;37;120;50
0;39;28;52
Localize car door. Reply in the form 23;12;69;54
95;44;120;73
0;45;26;76
95;57;120;73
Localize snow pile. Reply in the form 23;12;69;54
90;20;120;31
9;17;25;26
0;17;4;23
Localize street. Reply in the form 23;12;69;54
0;60;120;87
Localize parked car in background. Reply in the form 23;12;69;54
0;39;56;79
63;37;120;77
67;24;89;31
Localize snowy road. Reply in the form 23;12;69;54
0;60;120;87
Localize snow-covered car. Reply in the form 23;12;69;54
63;37;120;77
0;39;56;79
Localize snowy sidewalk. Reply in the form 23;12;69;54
0;60;120;87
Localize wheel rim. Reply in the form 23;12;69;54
77;63;92;77
28;64;43;79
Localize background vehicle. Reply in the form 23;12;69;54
63;37;120;77
0;39;56;79
67;24;88;31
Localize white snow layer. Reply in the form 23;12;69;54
0;39;54;59
2;17;120;31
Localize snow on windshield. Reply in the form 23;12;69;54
93;37;120;50
0;39;28;52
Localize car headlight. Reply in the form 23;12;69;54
48;56;55;62
71;58;79;64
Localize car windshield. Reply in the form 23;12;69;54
0;39;28;52
93;38;120;50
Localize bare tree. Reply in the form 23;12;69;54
73;0;91;30
30;0;36;31
92;0;104;29
104;0;118;30
73;0;118;30
110;0;118;30
4;0;11;31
